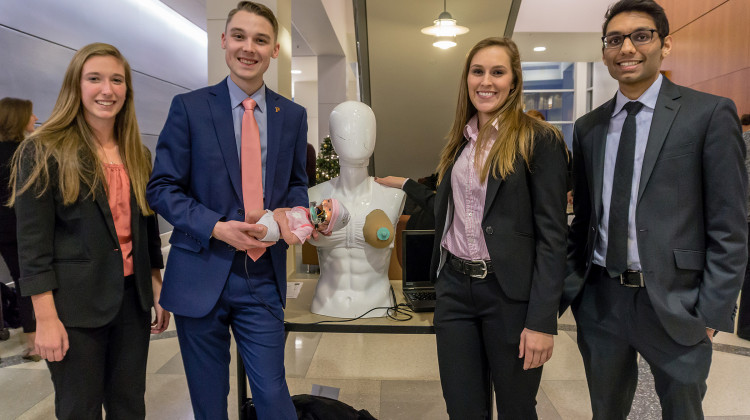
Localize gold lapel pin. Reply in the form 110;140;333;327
275;107;280;113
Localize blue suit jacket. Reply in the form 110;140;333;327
147;79;308;317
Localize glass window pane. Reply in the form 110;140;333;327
522;92;574;121
522;62;574;90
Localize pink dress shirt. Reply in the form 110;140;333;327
103;163;134;276
441;115;497;261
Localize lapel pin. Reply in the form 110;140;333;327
275;107;280;113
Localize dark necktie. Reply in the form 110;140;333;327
606;101;644;277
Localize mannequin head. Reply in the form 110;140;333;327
329;101;376;167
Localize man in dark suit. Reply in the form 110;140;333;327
562;1;746;419
146;2;307;419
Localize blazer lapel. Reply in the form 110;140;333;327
484;171;502;220
591;98;616;222
93;189;119;247
637;78;680;202
264;87;282;208
207;80;243;202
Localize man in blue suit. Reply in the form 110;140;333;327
146;2;307;419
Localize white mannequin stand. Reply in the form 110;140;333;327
308;101;405;318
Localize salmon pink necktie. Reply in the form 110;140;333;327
241;98;265;261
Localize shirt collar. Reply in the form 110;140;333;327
613;73;662;116
227;77;266;114
463;115;499;143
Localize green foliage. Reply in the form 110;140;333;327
315;136;339;184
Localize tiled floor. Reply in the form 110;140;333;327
2;273;750;419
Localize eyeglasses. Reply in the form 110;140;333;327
602;29;658;49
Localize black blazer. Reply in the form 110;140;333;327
563;78;747;346
413;130;569;334
14;147;164;328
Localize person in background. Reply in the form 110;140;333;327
739;112;750;341
9;43;169;419
562;1;746;418
0;97;38;360
381;37;568;419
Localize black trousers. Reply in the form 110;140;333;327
434;264;543;420
0;240;35;332
737;222;750;339
573;265;712;420
47;276;151;420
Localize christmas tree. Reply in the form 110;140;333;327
315;136;340;184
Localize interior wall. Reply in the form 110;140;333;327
0;0;208;236
367;0;512;180
660;0;749;116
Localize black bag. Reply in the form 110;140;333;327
242;394;377;420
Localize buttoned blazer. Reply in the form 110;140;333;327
422;129;569;334
15;148;164;328
563;78;747;346
146;79;308;318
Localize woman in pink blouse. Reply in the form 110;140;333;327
378;37;569;419
10;43;169;419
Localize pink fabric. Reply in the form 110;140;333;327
441;115;496;261
241;98;265;261
286;207;314;244
103;163;134;276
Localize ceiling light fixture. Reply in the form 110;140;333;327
533;46;547;52
421;0;469;49
291;69;302;74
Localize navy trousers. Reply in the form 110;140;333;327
175;252;295;420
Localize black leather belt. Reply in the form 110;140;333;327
617;270;645;287
447;253;494;279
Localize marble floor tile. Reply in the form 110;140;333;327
378;380;447;420
704;351;750;416
536;388;563;420
541;380;593;420
541;332;587;381
285;332;323;377
0;368;54;420
146;335;182;373
145;373;194;420
15;393;55;420
306;333;440;380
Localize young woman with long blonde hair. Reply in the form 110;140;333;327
9;43;169;419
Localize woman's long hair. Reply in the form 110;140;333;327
9;43;153;215
0;98;33;142
436;37;561;183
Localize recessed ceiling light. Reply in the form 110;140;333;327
291;70;302;74
533;46;547;52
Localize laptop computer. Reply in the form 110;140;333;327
401;230;437;312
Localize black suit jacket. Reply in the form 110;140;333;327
416;130;568;334
563;78;747;346
14;146;164;328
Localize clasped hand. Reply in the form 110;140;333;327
212;209;275;251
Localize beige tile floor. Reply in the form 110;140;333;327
2;273;750;419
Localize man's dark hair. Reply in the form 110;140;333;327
603;0;670;46
226;1;279;40
741;114;750;126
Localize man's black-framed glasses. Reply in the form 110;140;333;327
602;29;658;49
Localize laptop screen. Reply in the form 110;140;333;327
401;229;435;287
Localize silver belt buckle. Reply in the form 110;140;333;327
470;260;488;279
620;270;644;287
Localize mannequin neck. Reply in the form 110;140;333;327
337;165;370;195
